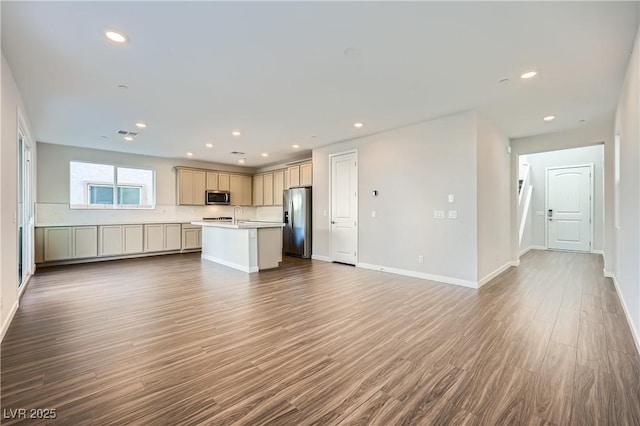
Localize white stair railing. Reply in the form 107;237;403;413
518;164;532;246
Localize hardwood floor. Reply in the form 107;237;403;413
2;250;639;425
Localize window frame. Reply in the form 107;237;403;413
70;161;156;210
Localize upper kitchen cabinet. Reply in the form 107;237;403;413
253;175;264;206
300;162;312;186
206;172;219;190
263;173;274;205
218;173;230;191
177;168;206;205
273;171;284;205
230;174;253;206
286;161;312;188
253;173;276;207
287;165;300;188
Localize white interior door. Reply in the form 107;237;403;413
546;165;592;252
331;151;357;264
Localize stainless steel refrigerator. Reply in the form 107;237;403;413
283;187;312;258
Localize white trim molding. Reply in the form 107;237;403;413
357;263;478;289
519;245;546;256
1;301;19;342
591;249;604;255
201;254;258;273
478;262;514;288
311;255;332;262
608;272;640;356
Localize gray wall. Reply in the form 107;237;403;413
526;145;604;251
313;111;481;283
477;115;512;281
612;26;640;345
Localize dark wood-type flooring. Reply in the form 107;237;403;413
2;250;639;425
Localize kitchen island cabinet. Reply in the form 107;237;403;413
192;221;284;272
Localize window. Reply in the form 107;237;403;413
70;161;155;209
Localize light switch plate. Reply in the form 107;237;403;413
448;210;458;219
448;194;455;203
434;210;445;219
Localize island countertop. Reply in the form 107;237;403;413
191;220;284;229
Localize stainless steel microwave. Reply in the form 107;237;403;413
205;190;231;205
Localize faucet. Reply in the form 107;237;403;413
232;205;244;225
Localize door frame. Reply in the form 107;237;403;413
544;163;594;252
17;108;35;294
328;149;358;264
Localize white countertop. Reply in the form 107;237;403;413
192;220;284;229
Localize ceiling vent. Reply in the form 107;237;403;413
230;151;245;155
117;130;138;137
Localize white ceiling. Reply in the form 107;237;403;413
2;1;638;167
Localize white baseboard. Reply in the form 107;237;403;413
592;249;604;255
511;260;521;267
603;269;614;278
1;301;19;342
356;262;478;289
608;272;640;356
478;262;514;288
201;254;258;273
519;245;546;256
519;247;533;256
311;255;331;262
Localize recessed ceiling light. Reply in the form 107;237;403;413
186;152;193;156
292;144;300;149
205;143;213;148
238;159;245;164
232;131;241;137
520;71;537;79
261;153;269;157
124;136;134;141
543;115;556;121
105;31;128;43
354;122;364;128
135;122;146;129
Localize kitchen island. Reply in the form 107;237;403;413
191;221;284;273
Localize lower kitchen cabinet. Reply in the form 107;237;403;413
144;223;182;252
37;222;185;264
44;226;97;261
99;224;144;256
182;224;202;251
123;225;144;254
44;227;72;261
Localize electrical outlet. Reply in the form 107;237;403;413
418;255;424;264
